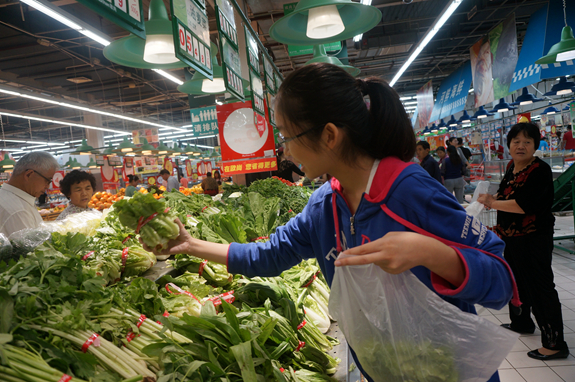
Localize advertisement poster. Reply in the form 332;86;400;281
470;37;495;108
416;80;434;127
122;157;134;182
221;157;277;175
132;128;159;144
190;106;218;137
217;101;276;162
517;113;531;123
185;159;193;177
101;163;118;190
489;13;518;99
51;170;65;190
163;158;174;174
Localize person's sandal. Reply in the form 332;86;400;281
527;349;570;360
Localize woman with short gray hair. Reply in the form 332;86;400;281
0;152;60;237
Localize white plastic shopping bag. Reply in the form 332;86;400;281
466;181;491;217
329;258;518;382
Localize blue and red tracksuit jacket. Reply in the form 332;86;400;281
228;156;519;382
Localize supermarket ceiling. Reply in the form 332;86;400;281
0;0;549;147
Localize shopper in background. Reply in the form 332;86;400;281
436;146;446;166
0;152;59;236
142;63;515;382
275;147;305;182
561;125;575;151
415;141;441;183
201;172;219;196
125;175;140;197
213;170;222;186
478;122;569;361
448;137;469;176
538;136;549;151
159;169;179;192
457;138;472;161
57;170;96;220
442;145;466;203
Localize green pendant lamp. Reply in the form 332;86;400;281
86;157;99;168
65;158;82;170
178;43;225;94
136;138;159;156
0;154;16;170
70;139;96;155
156;141;174;155
536;0;575;64
103;0;187;69
113;137;137;154
210;149;220;159
191;145;202;157
103;144;117;157
269;0;381;45
184;144;198;155
305;45;360;76
170;144;186;157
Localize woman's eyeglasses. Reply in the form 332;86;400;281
277;125;325;147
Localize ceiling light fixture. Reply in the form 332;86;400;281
390;0;463;87
544;76;575;96
152;69;184;85
511;87;544;106
536;0;575;64
489;98;517;113
305;45;360;76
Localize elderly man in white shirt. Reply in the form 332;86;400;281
0;152;60;237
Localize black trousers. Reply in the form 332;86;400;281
502;234;568;350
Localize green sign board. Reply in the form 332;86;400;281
190;106;219;137
171;0;213;79
245;25;264;116
282;2;342;57
216;0;244;101
76;0;145;39
263;55;275;94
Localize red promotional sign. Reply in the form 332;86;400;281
51;170;65;190
101;163;119;190
123;157;134;182
217;101;276;161
185;160;193;177
517;113;531;123
163;158;174;174
221;158;278;175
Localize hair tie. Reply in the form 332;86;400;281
355;79;371;110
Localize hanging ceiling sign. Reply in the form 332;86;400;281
217;101;276;161
76;0;145;39
190;106;218;137
470;36;495;108
132;128;159;144
540;0;575;79
245;25;265;116
509;8;546;92
215;0;244;100
416;80;434;126
489;13;518;99
430;61;472;121
171;0;213;79
263;55;276;94
274;71;283;92
282;2;341;57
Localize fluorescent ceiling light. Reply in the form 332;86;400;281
403;101;418;105
153;69;184;85
469;88;474;93
79;29;110;47
0;110;129;135
390;0;463;87
400;96;413;101
180;125;193;128
0;87;186;132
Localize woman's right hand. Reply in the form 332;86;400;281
140;218;195;257
477;193;495;208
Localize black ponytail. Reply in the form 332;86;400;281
276;63;415;163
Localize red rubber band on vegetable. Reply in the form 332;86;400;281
122;236;131;244
302;274;317;288
166;283;200;303
280;368;285;373
295;341;305;352
198;259;208;277
202;206;209;212
121;247;129;273
126;332;139;343
135;212;159;234
208;291;235;306
137;314;146;328
156;311;170;325
58;374;72;382
297;320;307;330
288;209;293;213
82;333;100;353
81;251;94;261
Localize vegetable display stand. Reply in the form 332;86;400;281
41;211;61;221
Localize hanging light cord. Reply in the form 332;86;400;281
564;0;568;27
0;116;5;148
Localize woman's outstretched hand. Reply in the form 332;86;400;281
477;193;495;209
140;218;194;257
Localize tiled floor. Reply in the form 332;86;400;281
480;215;575;381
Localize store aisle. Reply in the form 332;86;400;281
477;222;575;381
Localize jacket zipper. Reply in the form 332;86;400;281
350;215;356;235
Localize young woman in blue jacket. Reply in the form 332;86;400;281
144;63;518;382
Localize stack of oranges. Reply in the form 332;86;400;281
88;192;124;211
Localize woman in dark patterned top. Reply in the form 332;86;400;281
478;122;569;361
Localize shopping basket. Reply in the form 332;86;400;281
477;209;497;231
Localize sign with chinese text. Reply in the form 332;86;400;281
51;171;65;190
264;55;275;94
265;93;276;128
221;157;278;175
217;101;276;161
163;158;175;173
76;0;144;39
429;62;472;121
282;2;341;56
132;128;159;144
171;0;213;78
216;0;244;100
245;25;265;116
190;106;218;137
